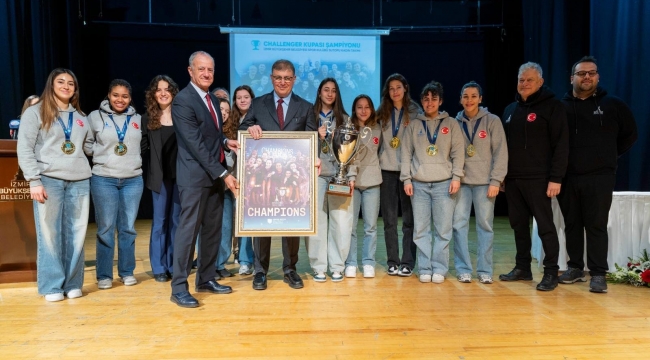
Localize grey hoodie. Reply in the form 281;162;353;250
455;107;508;186
378;102;421;171
86;100;143;178
400;111;465;184
348;123;382;189
17;103;93;187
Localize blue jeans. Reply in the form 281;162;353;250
412;180;456;275
307;176;353;273
34;176;90;295
346;185;380;267
91;175;143;280
216;189;234;270
452;184;495;276
150;179;180;275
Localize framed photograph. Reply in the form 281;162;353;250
235;131;318;237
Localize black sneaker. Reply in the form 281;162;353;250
498;268;533;281
398;265;413;277
589;275;608;293
558;267;586;284
536;273;559;291
387;265;399;276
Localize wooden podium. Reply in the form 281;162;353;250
0;140;37;283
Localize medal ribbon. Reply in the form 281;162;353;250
461;115;482;145
391;107;404;138
319;110;333;136
108;114;132;143
57;112;74;141
421;119;443;146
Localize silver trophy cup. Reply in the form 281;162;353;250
325;117;370;196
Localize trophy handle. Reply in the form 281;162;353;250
322;119;343;166
347;125;373;163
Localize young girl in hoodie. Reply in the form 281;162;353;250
451;81;508;284
308;78;354;282
87;79;143;290
344;95;382;278
377;73;420;277
401;81;465;284
17;68;93;301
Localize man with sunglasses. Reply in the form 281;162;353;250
557;56;638;293
240;59;317;291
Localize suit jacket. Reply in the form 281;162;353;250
172;82;228;188
140;114;178;193
239;91;317;132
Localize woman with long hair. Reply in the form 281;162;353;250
87;79;143;290
344;95;382;278
451;81;507;284
230;85;255;274
307;77;354;282
377;73;420;277
17;68;92;301
141;75;180;282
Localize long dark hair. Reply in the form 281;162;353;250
145;75;179;130
220;98;238;140
231;85;255;123
350;94;378;128
40;68;84;131
313;78;348;128
377;73;415;130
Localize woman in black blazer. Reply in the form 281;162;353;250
141;75;180;282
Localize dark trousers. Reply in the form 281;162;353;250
380;170;415;268
253;236;299;275
171;181;224;294
150;179;180;275
557;174;615;276
505;178;559;274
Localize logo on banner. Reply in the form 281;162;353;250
527;113;537;122
478;130;487;139
251;40;260;50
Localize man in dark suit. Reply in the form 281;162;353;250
170;51;239;308
239;59;318;290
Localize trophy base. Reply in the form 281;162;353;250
327;183;352;197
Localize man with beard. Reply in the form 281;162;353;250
556;56;637;293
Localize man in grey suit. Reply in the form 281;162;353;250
239;59;318;290
170;51;239;307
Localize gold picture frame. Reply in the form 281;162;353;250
235;131;318;237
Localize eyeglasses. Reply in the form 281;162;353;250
271;75;295;83
573;70;598;77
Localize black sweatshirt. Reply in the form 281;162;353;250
561;86;638;176
502;86;569;183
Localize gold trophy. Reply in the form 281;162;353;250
325;117;370;196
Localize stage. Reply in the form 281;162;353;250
1;217;648;359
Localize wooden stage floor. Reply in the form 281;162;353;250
1;217;649;359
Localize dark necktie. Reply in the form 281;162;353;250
277;98;284;130
205;94;225;163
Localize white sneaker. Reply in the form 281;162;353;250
331;271;344;282
431;274;445;284
419;274;432;283
97;279;113;289
313;271;327;282
120;276;137;286
45;293;64;302
239;264;253;275
344;266;357;278
363;265;375;278
478;274;494;284
66;289;82;299
457;273;472;283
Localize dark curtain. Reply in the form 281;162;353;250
590;0;650;191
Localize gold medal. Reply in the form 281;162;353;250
321;141;329;154
61;140;75;155
390;136;400;149
427;144;438;156
466;144;476;157
114;142;128;156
